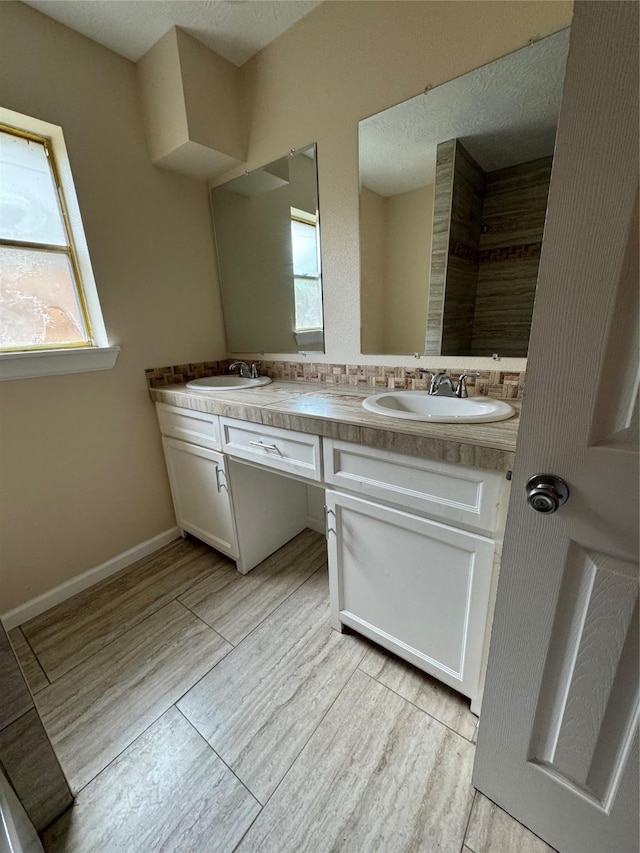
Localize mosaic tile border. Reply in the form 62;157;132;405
145;361;231;388
479;242;542;263
146;360;524;400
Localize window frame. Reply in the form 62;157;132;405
0;107;118;380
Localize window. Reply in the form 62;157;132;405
290;207;322;334
0;108;118;380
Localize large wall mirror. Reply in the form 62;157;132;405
359;29;570;358
211;144;324;354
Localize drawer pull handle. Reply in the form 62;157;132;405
249;440;280;453
214;466;224;493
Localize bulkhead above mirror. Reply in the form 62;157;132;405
211;144;324;354
359;28;570;358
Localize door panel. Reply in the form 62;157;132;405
473;3;639;851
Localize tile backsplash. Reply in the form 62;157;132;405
145;360;230;389
146;360;524;399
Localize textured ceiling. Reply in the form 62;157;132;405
22;0;323;65
359;28;570;197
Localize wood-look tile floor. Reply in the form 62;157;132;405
10;530;555;853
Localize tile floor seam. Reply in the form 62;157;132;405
215;564;327;652
31;532;549;852
248;662;369;818
355;661;478;745
179;561;325;648
26;535;320;685
461;789;479;853
465;792;559;853
169;629;238;711
175;600;238;648
13;626;50;692
67;703;175;797
33;598;231;698
21;545;227;680
175;605;369;811
173;704;265;807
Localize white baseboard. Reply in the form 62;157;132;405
1;527;181;630
306;516;326;535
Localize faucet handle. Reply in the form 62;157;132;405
455;372;480;398
250;361;261;379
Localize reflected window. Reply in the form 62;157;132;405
290;207;322;332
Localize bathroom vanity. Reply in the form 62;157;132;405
151;381;517;713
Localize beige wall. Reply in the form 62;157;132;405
0;0;572;611
361;184;434;354
233;0;572;371
384;185;434;354
0;2;227;611
359;186;387;353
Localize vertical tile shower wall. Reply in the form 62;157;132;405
425;137;551;359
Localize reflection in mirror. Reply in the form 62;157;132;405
211;144;324;354
359;29;570;358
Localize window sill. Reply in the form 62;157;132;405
0;346;120;381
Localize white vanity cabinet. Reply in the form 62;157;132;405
156;403;310;574
162;436;238;557
154;395;512;710
220;417;322;482
323;439;507;708
157;403;237;558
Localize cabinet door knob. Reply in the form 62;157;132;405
525;474;569;514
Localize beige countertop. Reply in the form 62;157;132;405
150;381;520;473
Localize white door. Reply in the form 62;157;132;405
473;3;639;852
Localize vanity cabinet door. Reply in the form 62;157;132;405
326;490;494;703
162;437;238;559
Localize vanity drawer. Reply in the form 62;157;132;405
323;438;504;534
156;403;221;450
220;417;322;482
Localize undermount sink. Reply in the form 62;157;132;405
362;391;515;423
186;376;272;391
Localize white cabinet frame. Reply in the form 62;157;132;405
326;489;495;704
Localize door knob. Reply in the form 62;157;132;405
526;474;569;514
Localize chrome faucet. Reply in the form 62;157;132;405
229;360;251;378
250;361;261;379
429;372;456;397
429;372;480;398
